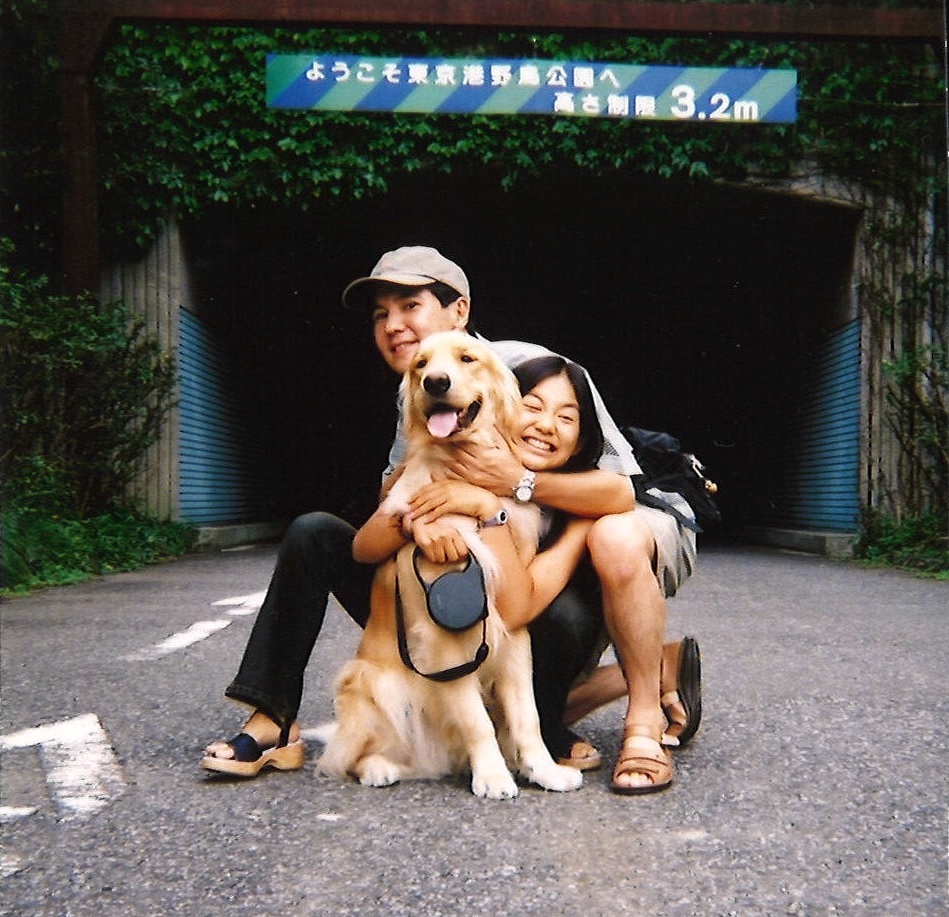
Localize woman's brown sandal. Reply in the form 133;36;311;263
660;636;702;748
557;729;603;771
610;724;674;795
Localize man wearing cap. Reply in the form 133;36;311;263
203;246;697;795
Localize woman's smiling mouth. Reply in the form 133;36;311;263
523;435;555;453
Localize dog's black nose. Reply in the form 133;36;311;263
423;373;451;396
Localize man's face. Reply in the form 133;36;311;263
371;288;469;375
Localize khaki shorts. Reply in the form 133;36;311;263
634;504;697;599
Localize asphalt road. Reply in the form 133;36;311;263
1;541;947;916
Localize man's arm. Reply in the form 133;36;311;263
448;434;634;517
532;468;634;517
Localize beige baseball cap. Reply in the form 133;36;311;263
342;246;470;309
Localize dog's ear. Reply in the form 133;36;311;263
398;371;419;439
490;356;524;443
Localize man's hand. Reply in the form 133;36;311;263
446;427;523;496
407;480;501;526
410;518;470;564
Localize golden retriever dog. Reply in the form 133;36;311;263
318;331;583;799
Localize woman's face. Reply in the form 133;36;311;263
515;372;583;471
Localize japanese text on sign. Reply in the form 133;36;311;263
266;55;797;124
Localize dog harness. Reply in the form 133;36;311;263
394;548;489;682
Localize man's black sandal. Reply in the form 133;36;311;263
201;723;305;777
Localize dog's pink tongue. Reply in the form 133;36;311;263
427;409;459;439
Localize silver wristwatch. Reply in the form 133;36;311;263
513;470;536;504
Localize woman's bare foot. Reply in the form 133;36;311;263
556;730;603;771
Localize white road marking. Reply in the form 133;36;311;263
213;591;266;615
121;588;266;662
0;714;126;820
123;619;232;661
2;852;26;878
0;806;38;822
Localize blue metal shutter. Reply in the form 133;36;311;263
775;319;862;531
178;309;275;524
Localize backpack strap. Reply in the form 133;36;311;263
631;474;704;533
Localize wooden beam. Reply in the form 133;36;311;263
60;11;112;294
61;0;944;40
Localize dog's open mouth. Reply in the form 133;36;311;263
426;400;482;439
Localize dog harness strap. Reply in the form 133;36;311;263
395;574;490;682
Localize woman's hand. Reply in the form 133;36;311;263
407;480;502;526
410;518;470;564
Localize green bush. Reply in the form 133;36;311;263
0;239;176;516
0;239;190;591
856;510;949;576
2;506;196;593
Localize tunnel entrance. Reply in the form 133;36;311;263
181;170;862;535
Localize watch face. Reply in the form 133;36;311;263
516;485;532;502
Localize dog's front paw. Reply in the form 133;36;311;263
471;768;519;800
356;754;402;787
522;760;584;793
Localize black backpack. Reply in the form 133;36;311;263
622;427;721;533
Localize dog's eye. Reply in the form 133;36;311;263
416;358;428;370
460;354;476;363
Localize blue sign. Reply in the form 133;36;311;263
267;55;797;123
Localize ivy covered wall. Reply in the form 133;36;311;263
87;25;944;259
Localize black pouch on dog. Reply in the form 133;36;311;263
395;549;490;682
413;549;488;632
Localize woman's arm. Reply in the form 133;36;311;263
352;506;409;564
485;518;593;630
405;478;598;628
353;480;503;565
355;480;595;630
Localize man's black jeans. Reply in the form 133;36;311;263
225;511;604;757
